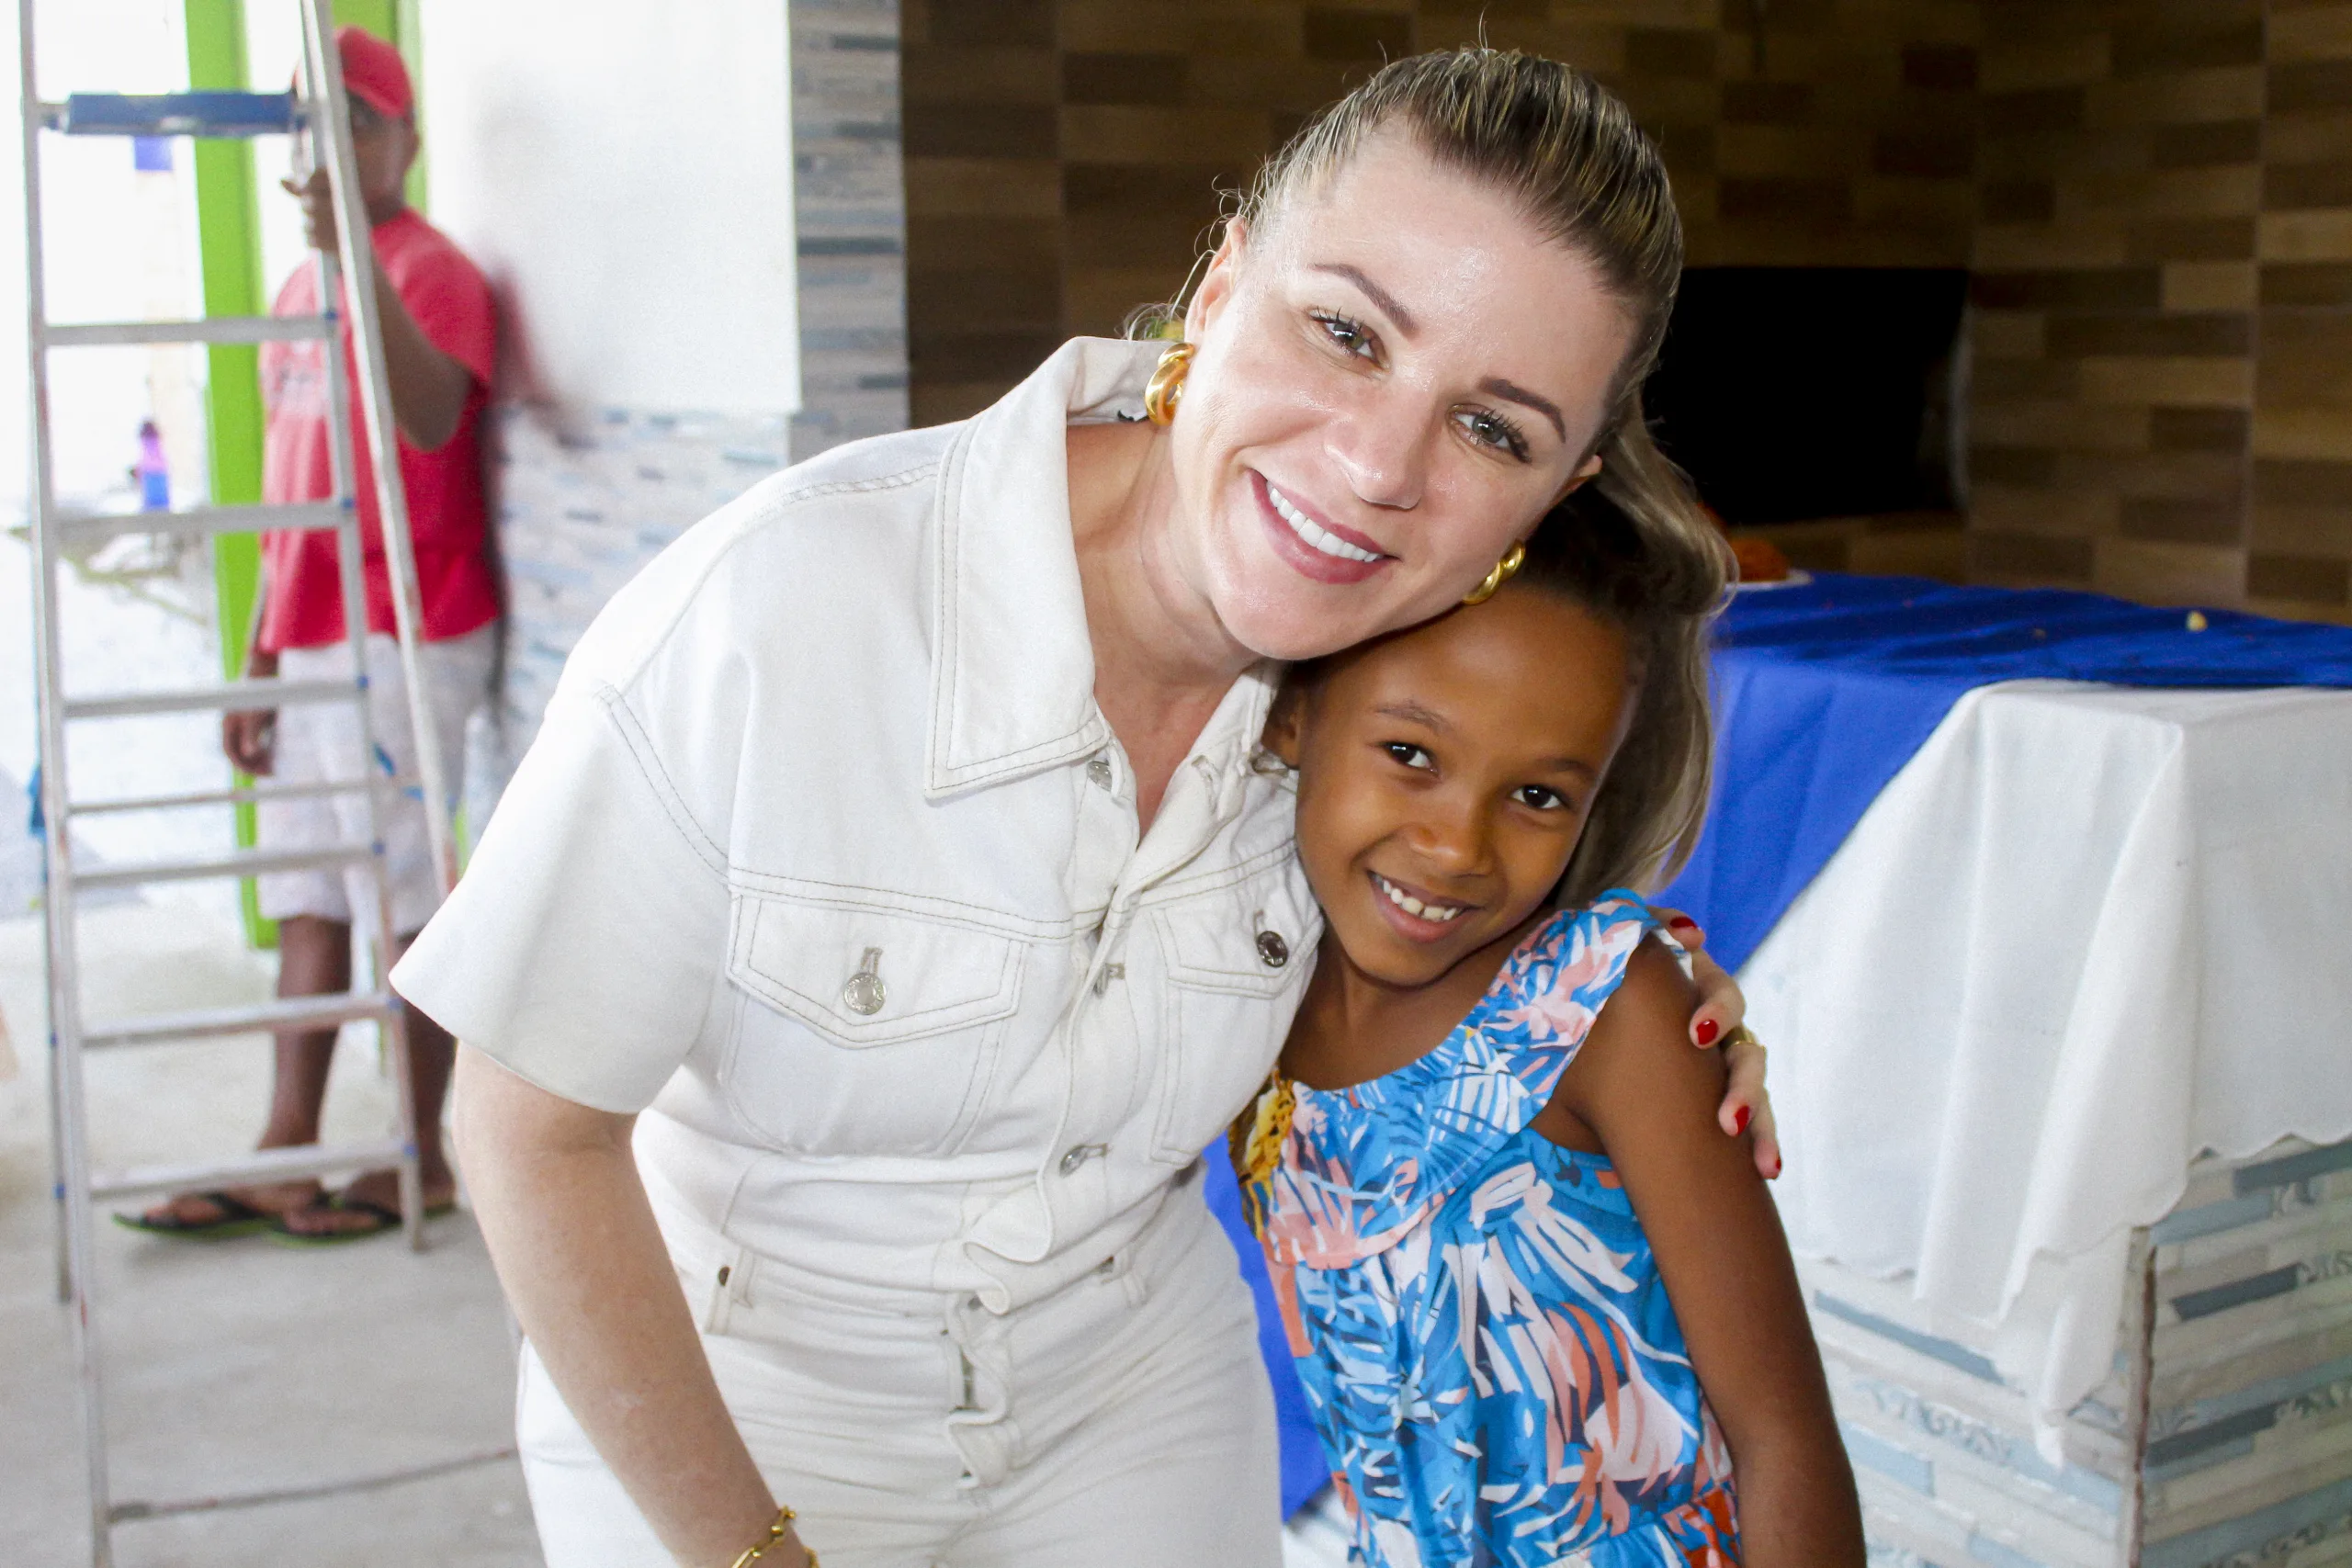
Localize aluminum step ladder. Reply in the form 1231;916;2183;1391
17;2;461;1560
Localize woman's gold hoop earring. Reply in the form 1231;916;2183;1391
1461;542;1527;606
1144;342;1194;425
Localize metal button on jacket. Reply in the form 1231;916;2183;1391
1086;754;1114;791
1255;930;1289;968
1059;1143;1106;1177
841;946;887;1016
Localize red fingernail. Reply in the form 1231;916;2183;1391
1734;1105;1751;1135
1668;916;1700;932
1770;1157;1783;1180
1694;1018;1719;1045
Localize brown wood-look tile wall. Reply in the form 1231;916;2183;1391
899;3;2350;619
2255;0;2352;618
1968;0;2352;620
904;0;1981;426
1966;1;2267;605
901;0;1065;425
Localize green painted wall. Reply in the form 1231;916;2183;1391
183;0;271;944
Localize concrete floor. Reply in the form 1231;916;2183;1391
0;460;537;1564
0;900;538;1567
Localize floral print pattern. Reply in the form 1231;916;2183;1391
1238;894;1739;1568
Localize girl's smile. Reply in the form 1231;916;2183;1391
1368;868;1470;931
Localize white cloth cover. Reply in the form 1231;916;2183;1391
1746;680;2352;1438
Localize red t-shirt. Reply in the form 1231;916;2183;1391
256;209;500;651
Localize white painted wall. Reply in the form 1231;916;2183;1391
415;0;798;416
2;0;214;514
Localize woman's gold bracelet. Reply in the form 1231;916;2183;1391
729;1504;817;1568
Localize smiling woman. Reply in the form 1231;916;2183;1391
392;47;1770;1568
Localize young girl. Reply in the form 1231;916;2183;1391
1239;491;1864;1568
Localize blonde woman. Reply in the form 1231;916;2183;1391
398;50;1776;1568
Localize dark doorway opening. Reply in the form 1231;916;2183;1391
1643;267;1970;526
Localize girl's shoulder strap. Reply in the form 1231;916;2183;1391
1251;892;1665;1268
1474;890;1666;1074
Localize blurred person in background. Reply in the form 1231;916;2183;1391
122;24;497;1245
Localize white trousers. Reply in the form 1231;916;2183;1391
516;1190;1283;1568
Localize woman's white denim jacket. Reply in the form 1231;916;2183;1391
396;339;1321;1312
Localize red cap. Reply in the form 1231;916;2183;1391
334;25;413;119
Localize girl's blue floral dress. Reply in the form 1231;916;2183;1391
1236;893;1739;1568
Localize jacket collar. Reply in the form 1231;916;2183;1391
925;338;1167;799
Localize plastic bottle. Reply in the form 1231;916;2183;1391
136;419;169;511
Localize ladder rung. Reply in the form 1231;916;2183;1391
83;991;399;1050
74;843;376;891
90;1138;406;1201
71;776;413;817
64;676;360;720
59;501;348;546
44;316;332;348
46;90;301;139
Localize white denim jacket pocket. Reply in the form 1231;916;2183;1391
721;888;1030;1157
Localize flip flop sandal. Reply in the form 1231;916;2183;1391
266;1194;457;1248
111;1191;275;1240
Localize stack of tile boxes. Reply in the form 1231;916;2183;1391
1811;1134;2352;1568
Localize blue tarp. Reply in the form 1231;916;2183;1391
1655;572;2352;971
1202;1145;1331;1517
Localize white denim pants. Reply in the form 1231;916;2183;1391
516;1190;1283;1567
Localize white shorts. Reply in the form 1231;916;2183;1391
254;625;494;939
516;1188;1283;1568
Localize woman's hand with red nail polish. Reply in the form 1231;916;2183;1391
1715;1037;1779;1179
1669;921;1745;1051
1654;903;1705;944
1652;906;1774;1176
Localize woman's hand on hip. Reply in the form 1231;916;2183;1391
1650;907;1781;1181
